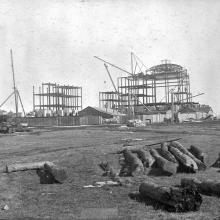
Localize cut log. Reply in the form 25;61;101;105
157;147;179;164
171;141;206;170
149;149;177;175
189;145;208;164
181;177;220;197
131;149;155;167
120;149;144;176
169;146;198;173
211;153;220;168
5;161;55;173
139;181;202;212
43;163;67;184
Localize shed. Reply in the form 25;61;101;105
78;106;124;125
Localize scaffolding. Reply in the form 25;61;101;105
33;83;82;114
99;60;193;113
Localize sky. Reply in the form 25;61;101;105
0;0;220;114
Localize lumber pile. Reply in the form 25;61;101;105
181;177;220;197
139;181;202;212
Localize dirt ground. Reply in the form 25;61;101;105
0;122;219;220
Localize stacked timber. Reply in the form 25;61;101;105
149;149;177;175
139;181;202;212
181;177;220;197
170;141;206;171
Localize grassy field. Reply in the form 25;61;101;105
0;122;219;219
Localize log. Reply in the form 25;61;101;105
139;181;202;212
43;163;67;183
157;147;179;164
149;149;177;175
120;149;144;176
171;141;206;170
189;145;208;164
5;161;55;173
131;149;155;167
181;177;220;197
211;153;220;168
169;146;198;173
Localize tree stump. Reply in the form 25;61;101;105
139;181;202;212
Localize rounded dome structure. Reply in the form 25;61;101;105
147;60;187;80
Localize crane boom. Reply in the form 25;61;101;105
94;56;133;76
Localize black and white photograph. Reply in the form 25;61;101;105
0;0;220;219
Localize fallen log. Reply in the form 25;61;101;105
171;141;206;170
5;161;55;173
120;149;144;176
157;147;179;164
149;149;177;175
131;149;155;167
169;146;198;173
211;153;220;168
139;181;202;212
43;163;67;184
188;145;208;164
181;177;220;197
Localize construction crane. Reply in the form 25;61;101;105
0;50;26;116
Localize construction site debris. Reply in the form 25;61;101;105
83;181;120;188
131;149;155;167
169;146;198;173
150;149;177;175
119;149;144;177
181;177;220;197
5;161;55;173
43;163;67;184
139;181;202;212
158;147;179;164
170;141;206;170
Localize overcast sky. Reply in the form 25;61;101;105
0;0;220;114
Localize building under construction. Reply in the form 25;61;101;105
33;83;82;116
99;59;196;115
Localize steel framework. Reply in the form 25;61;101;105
33;83;82;112
99;60;193;113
